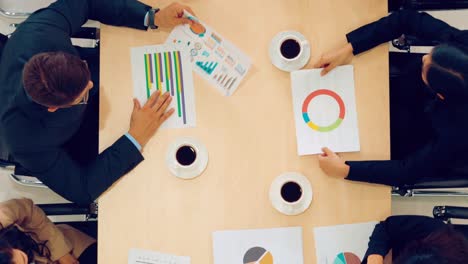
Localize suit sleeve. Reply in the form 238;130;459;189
23;0;151;36
0;198;72;261
345;138;451;186
362;216;446;263
346;9;461;55
13;136;144;205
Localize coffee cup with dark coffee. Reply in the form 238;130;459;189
279;38;302;60
176;145;197;166
278;35;309;62
280;181;303;204
269;31;311;72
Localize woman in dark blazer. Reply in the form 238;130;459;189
363;215;468;264
316;10;468;186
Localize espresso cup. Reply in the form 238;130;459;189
280;181;303;204
175;145;197;167
278;36;308;61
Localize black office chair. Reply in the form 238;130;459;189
0;10;101;211
38;203;98;239
433;205;468;238
0;23;100;188
392;176;468;196
390;0;468;12
389;2;468;197
434;205;468;221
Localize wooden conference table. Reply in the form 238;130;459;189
98;0;390;263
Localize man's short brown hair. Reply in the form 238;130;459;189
23;52;90;107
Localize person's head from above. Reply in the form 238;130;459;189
394;226;468;264
0;225;51;264
421;44;468;103
22;51;93;113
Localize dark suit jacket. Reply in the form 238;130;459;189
344;10;468;186
0;0;152;204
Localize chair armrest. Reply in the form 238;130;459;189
434;206;468;220
392;175;468;196
403;0;468;10
37;203;98;219
399;176;468;189
72;27;99;40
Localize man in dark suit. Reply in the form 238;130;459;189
0;0;196;204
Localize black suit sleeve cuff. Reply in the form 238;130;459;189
114;135;144;173
126;2;152;30
345;160;390;185
345;161;369;182
346;31;367;56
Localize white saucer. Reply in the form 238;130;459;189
269;31;311;72
166;137;209;180
269;172;313;216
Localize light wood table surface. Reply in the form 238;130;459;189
98;0;391;263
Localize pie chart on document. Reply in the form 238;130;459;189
243;247;273;264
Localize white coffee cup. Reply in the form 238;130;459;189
278;35;309;62
269;172;313;216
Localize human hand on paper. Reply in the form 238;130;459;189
128;91;174;149
154;2;197;28
314;43;354;76
58;253;79;264
367;254;384;264
318;147;349;178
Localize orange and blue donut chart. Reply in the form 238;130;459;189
190;22;206;37
302;89;345;132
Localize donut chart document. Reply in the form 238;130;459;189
291;65;360;155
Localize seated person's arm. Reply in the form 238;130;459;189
315;10;463;75
10;91;173;205
363;215;446;264
345;139;448;186
346;9;461;55
23;0;197;37
367;255;384;264
0;198;73;262
23;0;151;37
14;136;144;205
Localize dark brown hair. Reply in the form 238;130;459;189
22;51;90;107
394;225;468;264
0;225;51;264
427;44;468;103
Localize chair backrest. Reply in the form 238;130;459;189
0;33;9;162
0;33;7;59
390;0;468;11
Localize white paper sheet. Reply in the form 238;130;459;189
212;227;303;264
166;11;251;96
130;45;196;129
313;221;378;264
291;65;360;155
128;248;190;264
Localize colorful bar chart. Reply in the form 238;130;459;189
132;45;195;129
143;51;187;124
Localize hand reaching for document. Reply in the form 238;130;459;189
313;43;354;76
154;2;197;28
318;147;350;179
